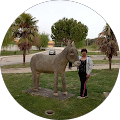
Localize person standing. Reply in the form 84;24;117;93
77;48;93;99
69;62;72;69
67;39;72;70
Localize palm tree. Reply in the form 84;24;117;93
96;23;119;69
11;13;38;65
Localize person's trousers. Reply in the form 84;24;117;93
79;72;89;97
69;62;72;68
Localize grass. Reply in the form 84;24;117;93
78;51;104;55
85;44;98;51
78;51;119;56
1;60;120;69
1;49;103;56
92;60;120;64
2;50;115;56
2;69;119;119
0;50;44;56
1;62;30;69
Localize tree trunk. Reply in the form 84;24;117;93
23;49;26;66
108;55;112;70
28;48;30;53
109;58;111;70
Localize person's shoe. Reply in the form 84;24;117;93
77;96;85;99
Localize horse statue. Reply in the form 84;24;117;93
30;41;80;96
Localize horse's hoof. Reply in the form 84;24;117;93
63;92;67;95
53;93;58;96
32;88;39;92
38;87;41;90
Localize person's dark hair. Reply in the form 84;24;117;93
81;48;87;53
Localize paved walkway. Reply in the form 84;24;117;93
0;48;120;73
1;63;119;73
0;48;120;66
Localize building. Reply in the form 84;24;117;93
48;41;55;47
13;38;19;43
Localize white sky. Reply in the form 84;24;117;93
25;1;106;40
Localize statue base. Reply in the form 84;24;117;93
22;88;75;101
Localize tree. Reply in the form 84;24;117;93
2;26;13;47
51;17;88;48
34;33;49;50
33;33;42;50
40;33;49;47
96;23;119;70
11;13;38;65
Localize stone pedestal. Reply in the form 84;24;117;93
22;88;75;101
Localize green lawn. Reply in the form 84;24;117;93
2;69;119;119
0;50;44;56
93;60;120;64
78;51;119;55
1;62;30;69
78;51;104;55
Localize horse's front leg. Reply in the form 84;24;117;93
53;72;58;96
61;72;67;95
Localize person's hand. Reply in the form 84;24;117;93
86;74;90;78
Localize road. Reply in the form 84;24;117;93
0;48;63;66
0;47;120;66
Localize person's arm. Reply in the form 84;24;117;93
78;55;81;60
77;55;81;71
87;57;93;76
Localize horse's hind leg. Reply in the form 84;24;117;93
36;72;41;90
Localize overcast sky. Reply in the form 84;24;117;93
25;1;106;40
